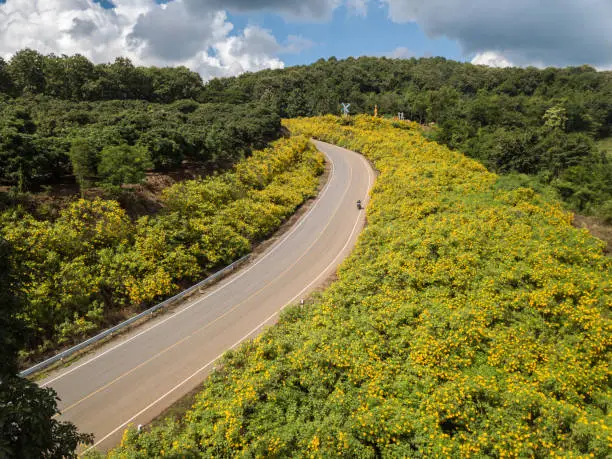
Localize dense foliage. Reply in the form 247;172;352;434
111;117;610;458
0;50;203;102
2;52;611;216
201;56;612;218
1;137;323;356
0;237;93;458
0;97;280;191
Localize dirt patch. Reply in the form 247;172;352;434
573;214;612;255
0;161;219;221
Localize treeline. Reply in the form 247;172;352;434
0;49;203;102
1;137;323;356
111;116;611;458
2;52;611;218
201;56;612;219
203;57;612;136
0;98;280;191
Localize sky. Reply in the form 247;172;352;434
0;0;611;80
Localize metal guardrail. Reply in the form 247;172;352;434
19;254;251;378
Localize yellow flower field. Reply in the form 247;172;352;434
111;116;611;458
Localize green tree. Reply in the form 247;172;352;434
486;127;541;174
136;129;183;169
0;107;37;190
543;105;568;131
68;138;98;192
102;57;152;100
0;238;22;375
43;54;69;99
0;237;93;458
97;144;153;186
147;66;203;103
426;85;460;123
284;88;308;118
538;131;594;178
8;49;46;95
63;54;96;100
0;57;13;94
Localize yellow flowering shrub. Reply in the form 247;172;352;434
125;268;174;305
110;117;610;458
1;136;322;355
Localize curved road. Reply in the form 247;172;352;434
41;140;375;453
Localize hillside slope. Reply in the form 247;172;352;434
111;117;610;458
3;136;323;359
201;56;612;219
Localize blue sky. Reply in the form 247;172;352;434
225;6;463;67
1;0;611;79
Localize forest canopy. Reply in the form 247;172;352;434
0;98;280;191
0;50;204;102
1;51;610;218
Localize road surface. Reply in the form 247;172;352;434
41;140;375;453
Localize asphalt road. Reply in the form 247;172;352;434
41;140;375;453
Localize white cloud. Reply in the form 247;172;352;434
386;46;415;59
183;0;344;22
471;51;512;68
0;0;125;63
0;0;298;80
346;0;369;16
213;26;285;76
128;3;232;63
379;0;417;23
379;0;612;68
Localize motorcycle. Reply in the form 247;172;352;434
356;200;362;210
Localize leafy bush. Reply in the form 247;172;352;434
97;144;153;187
